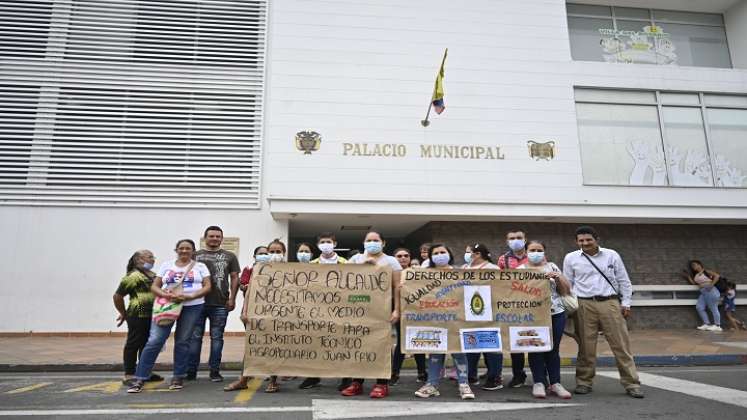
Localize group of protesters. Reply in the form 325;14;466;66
114;224;646;400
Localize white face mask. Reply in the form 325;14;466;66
318;243;335;254
269;253;285;263
296;251;311;263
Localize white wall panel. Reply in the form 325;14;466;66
264;0;747;219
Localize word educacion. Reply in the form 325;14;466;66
342;143;505;160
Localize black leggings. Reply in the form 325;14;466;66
123;317;151;375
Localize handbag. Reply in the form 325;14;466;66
559;293;579;314
152;261;194;327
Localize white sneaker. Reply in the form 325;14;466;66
707;325;723;332
697;324;711;331
459;384;475;400
532;383;546;398
549;383;572;399
414;384;440;398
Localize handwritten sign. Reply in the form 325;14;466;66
243;263;393;378
400;268;552;354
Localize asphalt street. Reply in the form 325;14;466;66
1;366;746;420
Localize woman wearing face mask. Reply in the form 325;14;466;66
224;245;268;392
415;244;475;400
462;243;503;391
342;231;402;399
263;239;288;393
113;249;163;385
391;248;427;385
296;242;314;263
127;239;211;393
518;240;573;399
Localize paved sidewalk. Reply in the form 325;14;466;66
1;329;746;371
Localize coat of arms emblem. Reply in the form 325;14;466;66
295;130;321;154
527;141;556;160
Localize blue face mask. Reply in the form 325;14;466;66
432;253;450;267
464;253;472;264
255;254;270;263
364;241;383;255
508;239;526;252
142;262;154;270
296;252;311;263
527;251;545;264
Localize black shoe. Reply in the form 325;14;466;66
626;388;644;398
416;372;428;383
574;385;593;394
481;377;504;391
299;377;321;389
126;380;144;393
210;370;224;383
147;374;164;382
168;379;184;390
508;373;527;388
389;374;399;386
185;372;197;381
337;378;353;392
468;376;480;386
478;373;487;380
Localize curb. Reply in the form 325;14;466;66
2;355;746;372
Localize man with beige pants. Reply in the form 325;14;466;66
562;225;644;399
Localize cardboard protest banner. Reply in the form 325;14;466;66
400;268;552;354
243;263;393;378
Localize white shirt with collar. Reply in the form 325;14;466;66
562;247;633;308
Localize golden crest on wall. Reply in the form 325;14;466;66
295;130;321;154
527;140;556;160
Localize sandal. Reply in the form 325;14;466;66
224;380;249;392
264;382;279;393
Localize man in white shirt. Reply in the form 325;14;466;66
562;225;643;399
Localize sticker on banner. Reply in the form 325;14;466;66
509;326;552;352
405;326;448;352
459;328;502;353
463;285;492;321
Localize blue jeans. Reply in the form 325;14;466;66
187;305;228;373
466;352;502;381
529;312;566;385
696;287;721;326
427;353;468;386
134;304;203;380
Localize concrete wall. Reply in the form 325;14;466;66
265;0;747;222
0;206;288;332
404;221;747;329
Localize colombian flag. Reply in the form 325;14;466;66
431;49;447;114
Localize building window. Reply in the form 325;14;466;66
0;0;267;208
574;88;747;188
567;3;731;68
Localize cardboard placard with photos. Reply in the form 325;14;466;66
400;268;552;354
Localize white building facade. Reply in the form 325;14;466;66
1;0;746;332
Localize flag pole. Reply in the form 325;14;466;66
421;48;448;128
420;102;433;127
